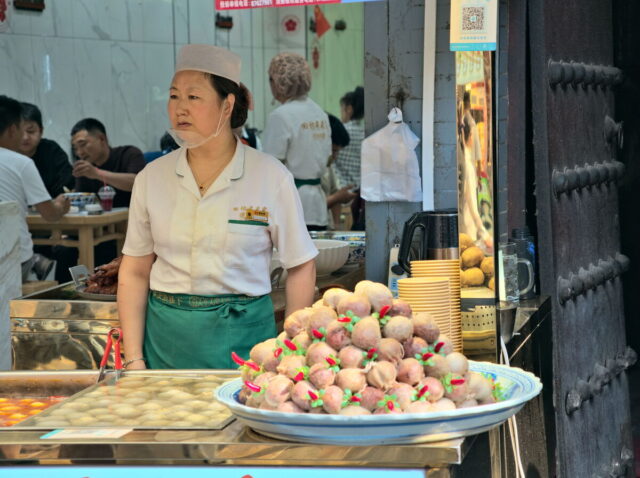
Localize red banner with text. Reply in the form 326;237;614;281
215;0;377;10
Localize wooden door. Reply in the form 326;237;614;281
528;0;636;476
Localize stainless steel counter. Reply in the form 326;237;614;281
0;369;470;474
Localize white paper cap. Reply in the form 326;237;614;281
175;44;241;85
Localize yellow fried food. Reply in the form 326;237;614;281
488;277;495;290
462;268;485;287
480;257;494;277
461;246;485;268
459;233;474;252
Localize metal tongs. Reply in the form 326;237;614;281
97;327;123;382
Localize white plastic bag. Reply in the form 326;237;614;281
360;108;422;202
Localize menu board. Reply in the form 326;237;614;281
215;0;382;10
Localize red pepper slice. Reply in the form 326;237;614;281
326;356;337;366
308;390;318;401
284;339;298;351
367;348;377;359
245;381;261;393
422;352;434;361
451;378;466;386
434;342;445;353
337;316;351;323
274;347;283;358
245;360;260;372
231;352;246;366
312;329;324;339
418;385;429;397
350;396;361;402
379;305;391;318
294;371;304;382
387;401;395;411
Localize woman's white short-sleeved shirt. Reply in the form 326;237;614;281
122;141;318;296
262;97;331;227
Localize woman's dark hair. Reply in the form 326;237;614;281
328;113;350;148
206;74;250;129
340;86;364;120
21;102;43;130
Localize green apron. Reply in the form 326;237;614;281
143;291;276;369
294;178;321;188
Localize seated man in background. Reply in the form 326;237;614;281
70;118;146;208
51;119;146;283
18;102;74;197
0;96;70;282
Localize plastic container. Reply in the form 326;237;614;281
98;185;116;212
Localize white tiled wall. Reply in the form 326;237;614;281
0;0;363;153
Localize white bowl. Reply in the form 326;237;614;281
313;239;350;276
215;361;542;445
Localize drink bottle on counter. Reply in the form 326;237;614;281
511;227;537;300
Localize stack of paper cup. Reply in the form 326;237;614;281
398;277;458;350
409;259;463;352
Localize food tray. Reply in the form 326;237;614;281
75;285;117;302
215;361;542;445
16;371;238;430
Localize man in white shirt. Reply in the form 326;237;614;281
0;95;70;279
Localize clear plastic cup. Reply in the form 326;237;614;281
98;186;116;212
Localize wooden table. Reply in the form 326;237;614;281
27;208;128;271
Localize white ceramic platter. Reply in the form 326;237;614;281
215;361;542;445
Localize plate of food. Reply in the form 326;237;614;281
215;362;541;445
71;257;121;301
214;280;542;445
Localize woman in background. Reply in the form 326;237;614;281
262;53;332;231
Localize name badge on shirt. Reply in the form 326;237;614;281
229;206;270;227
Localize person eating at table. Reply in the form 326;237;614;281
0;96;69;307
70;118;146;208
118;44;318;370
18;102;75;198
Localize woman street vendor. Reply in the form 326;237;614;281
117;44;318;370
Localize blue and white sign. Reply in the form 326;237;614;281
450;0;498;51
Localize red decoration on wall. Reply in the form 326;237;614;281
314;6;331;38
312;46;320;69
0;0;7;22
281;14;300;34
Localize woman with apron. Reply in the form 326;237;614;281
118;45;318;370
262;53;332;231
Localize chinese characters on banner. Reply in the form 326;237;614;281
216;0;380;10
449;0;498;51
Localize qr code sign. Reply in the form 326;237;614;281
462;6;485;31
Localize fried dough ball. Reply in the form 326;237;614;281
480;257;494;277
459;233;473;252
462;267;485;287
461;246;484;268
488;277;495;290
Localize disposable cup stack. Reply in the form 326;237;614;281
407;259;463;352
397;276;461;352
